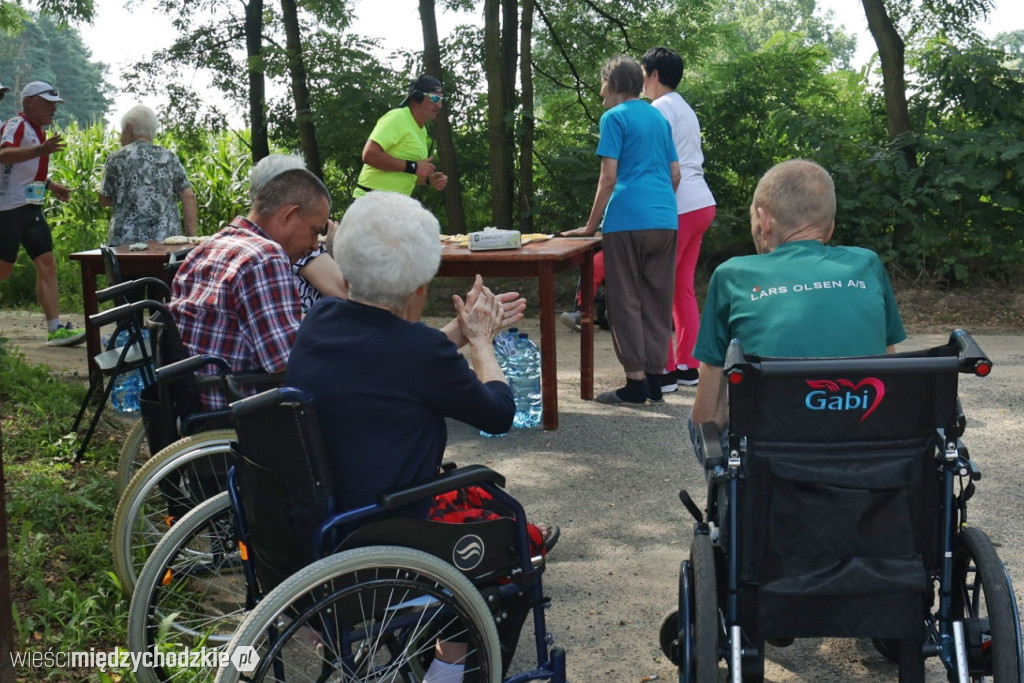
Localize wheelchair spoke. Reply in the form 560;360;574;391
221;547;501;683
113;434;235;593
950;527;1023;682
129;493;248;682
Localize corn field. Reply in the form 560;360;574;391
1;124;258;310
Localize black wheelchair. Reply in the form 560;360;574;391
128;386;566;682
104;289;281;593
660;330;1023;682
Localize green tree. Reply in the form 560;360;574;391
859;0;993;245
991;29;1024;68
716;0;856;67
125;0;270;161
0;13;111;124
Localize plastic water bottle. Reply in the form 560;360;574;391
109;329;150;414
111;368;140;413
480;328;519;438
493;327;518;374
510;333;542;429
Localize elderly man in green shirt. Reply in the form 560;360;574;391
690;159;906;437
354;74;448;198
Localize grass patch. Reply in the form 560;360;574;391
1;338;134;681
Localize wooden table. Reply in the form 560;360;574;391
438;236;602;430
69;242;191;376
71;237;602;430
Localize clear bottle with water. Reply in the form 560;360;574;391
480;328;519;438
108;329;150;414
510;333;542;429
112;370;145;413
493;327;518;374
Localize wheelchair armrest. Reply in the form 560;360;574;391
377;464;507;510
697;421;726;471
157;354;231;383
179;409;232;436
223;372;285;401
96;277;169;304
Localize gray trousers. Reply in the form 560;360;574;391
602;229;677;375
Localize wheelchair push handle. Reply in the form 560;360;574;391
949;329;992;377
95;277;169;305
89;298;165;329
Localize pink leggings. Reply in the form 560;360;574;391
667;206;716;372
575;250;606;308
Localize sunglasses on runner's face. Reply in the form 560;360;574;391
426;93;444;104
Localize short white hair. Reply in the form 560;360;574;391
249;154;306;200
121;105;159;139
334;192;441;310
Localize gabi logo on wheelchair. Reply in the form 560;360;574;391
803;377;886;420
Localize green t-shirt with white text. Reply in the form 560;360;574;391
693;240;907;365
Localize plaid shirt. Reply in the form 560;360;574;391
170;216;301;409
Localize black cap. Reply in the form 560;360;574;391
400;74;443;107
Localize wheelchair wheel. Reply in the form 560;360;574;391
691;534;720;682
128;492;246;683
950;527;1023;681
216;546;502;683
112;429;236;595
115;418;149;494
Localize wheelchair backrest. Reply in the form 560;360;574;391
728;345;961;446
230;387;335;594
722;333;991;638
141;307;208;452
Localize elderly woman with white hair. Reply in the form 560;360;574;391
286;191;556;682
99;104;197;245
286;191;556;522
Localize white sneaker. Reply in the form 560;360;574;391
560;310;581;332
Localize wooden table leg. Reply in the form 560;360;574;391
537;263;559;430
579;249;595;400
78;262;101;377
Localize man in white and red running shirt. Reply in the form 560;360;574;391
0;80;83;346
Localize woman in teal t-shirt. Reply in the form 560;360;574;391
562;54;680;405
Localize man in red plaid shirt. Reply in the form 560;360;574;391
170;168;331;410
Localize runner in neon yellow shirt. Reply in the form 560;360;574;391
354;74;448;198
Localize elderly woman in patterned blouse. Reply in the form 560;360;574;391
98;105;197;245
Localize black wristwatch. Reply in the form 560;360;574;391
404;160;418;175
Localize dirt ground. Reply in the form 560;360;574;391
2;286;1023;681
